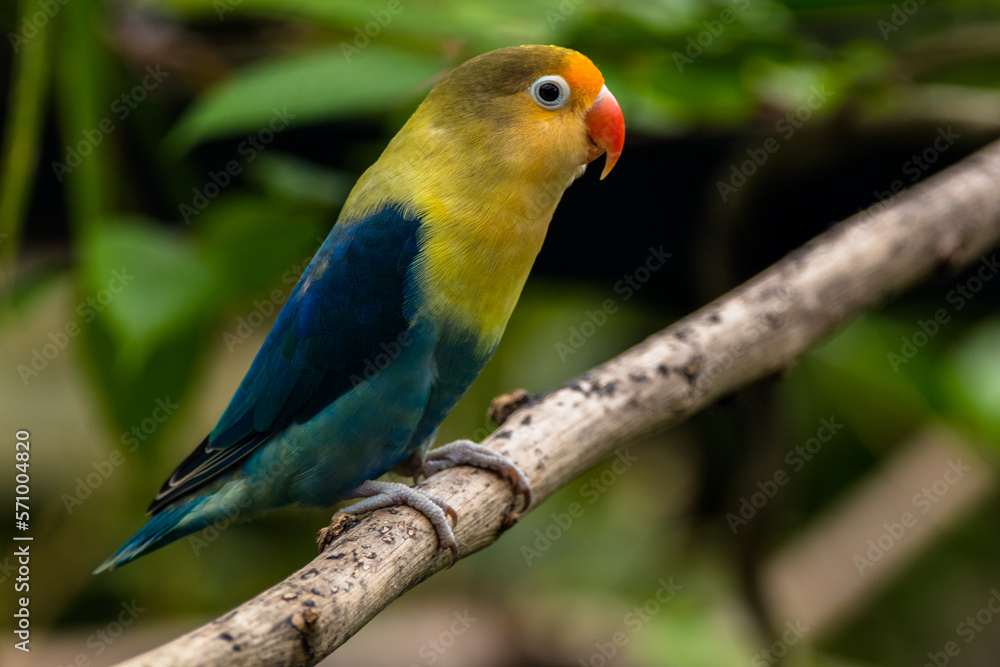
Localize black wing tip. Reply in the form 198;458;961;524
146;434;213;515
145;429;275;516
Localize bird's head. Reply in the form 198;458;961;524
417;45;625;183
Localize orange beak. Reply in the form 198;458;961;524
584;85;625;180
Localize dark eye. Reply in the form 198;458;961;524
529;75;570;110
538;82;560;102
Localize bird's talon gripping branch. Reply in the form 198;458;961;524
329;479;460;562
422;439;533;521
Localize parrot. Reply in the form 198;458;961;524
95;44;624;573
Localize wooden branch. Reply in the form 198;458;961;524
114;138;1000;666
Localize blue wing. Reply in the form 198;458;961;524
148;205;423;513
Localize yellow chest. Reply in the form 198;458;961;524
410;188;553;348
340;105;586;352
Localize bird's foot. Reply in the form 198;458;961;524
421;439;532;528
392;449;424;484
324;479;459;563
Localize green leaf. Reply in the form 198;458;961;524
0;0;51;272
78;314;207;458
167;46;446;152
244;152;353;208
80;217;219;372
795;315;932;448
942;318;1000;444
53;0;118;229
195;192;329;300
166;0;553;47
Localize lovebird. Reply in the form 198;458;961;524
95;45;624;573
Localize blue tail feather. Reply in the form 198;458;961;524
94;496;209;574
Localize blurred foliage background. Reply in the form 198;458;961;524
2;0;1000;665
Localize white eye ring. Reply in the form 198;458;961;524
528;74;570;110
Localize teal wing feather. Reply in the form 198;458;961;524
148;205;423;513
